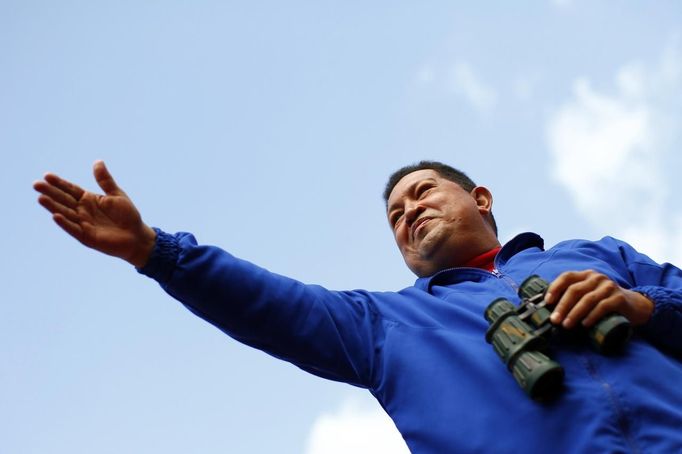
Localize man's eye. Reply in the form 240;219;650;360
417;186;433;199
392;213;403;227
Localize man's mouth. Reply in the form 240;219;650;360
412;217;433;239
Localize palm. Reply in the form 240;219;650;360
73;190;143;257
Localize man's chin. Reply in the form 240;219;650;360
416;226;445;257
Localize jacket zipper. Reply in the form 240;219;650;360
491;267;520;293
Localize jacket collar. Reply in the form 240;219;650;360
414;232;545;292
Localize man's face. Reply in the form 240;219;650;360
386;169;498;277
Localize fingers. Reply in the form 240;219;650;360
52;213;85;242
545;270;592;307
35;172;86;202
36;192;81;224
561;279;617;328
34;172;88;241
33;179;79;209
546;270;617;329
93;160;123;196
581;294;621;327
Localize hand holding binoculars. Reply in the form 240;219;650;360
484;275;632;400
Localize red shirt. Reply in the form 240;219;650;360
462;246;501;272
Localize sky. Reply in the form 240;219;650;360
3;1;682;453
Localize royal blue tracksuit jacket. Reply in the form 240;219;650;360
140;230;682;453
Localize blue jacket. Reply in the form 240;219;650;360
140;230;682;453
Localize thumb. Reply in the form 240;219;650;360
93;160;124;196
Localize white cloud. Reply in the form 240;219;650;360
547;77;658;222
546;40;682;264
618;215;682;266
449;62;497;115
304;395;409;454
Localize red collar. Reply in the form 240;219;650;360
462;246;501;272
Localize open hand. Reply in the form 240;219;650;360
33;160;156;268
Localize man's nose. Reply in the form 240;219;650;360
404;201;424;227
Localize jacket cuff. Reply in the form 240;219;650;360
136;227;180;283
631;285;682;335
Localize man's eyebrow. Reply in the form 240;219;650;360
387;178;438;214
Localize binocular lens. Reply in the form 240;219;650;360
512;351;564;400
485;298;563;400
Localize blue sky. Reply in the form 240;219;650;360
3;2;682;453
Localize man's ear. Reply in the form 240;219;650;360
471;186;493;214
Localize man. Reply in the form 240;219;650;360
34;160;682;453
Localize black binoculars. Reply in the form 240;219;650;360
484;275;632;400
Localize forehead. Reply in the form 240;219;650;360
387;169;443;210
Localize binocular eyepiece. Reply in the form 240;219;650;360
484;275;632;400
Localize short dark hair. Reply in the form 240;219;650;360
383;160;498;235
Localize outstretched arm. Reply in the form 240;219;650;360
34;163;380;385
33;160;156;268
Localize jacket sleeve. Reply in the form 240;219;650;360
138;228;384;388
609;237;682;354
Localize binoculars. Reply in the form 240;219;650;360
484;275;632;400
